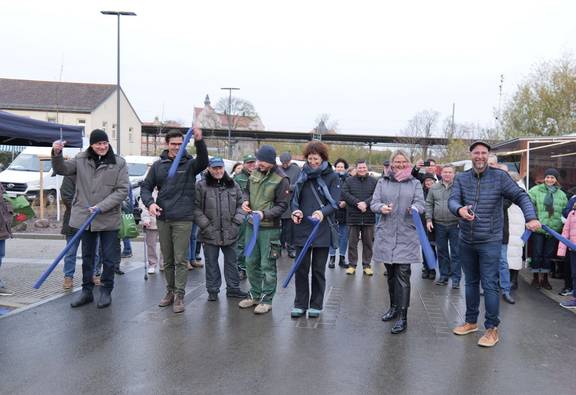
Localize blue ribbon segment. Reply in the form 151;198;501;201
167;128;193;179
33;208;101;289
282;217;321;288
410;207;437;269
244;213;261;257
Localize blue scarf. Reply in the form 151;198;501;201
292;161;337;211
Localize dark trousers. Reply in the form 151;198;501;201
347;225;374;267
203;243;241;294
570;252;576;297
435;223;461;282
281;218;295;253
81;230;120;292
294;246;328;310
384;264;411;309
531;233;558;273
564;253;573;290
460;240;501;329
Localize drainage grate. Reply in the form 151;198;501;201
416;288;452;336
295;286;343;330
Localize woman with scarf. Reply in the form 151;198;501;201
371;150;425;334
528;168;568;289
290;141;340;318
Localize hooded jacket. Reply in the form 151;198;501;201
140;139;208;221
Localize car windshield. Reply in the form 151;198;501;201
127;163;148;177
8;154;52;172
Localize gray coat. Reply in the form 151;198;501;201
370;176;425;264
194;171;244;246
52;148;129;231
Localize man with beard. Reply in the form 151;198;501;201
449;141;539;347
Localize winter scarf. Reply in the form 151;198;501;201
390;166;413;183
292;161;337;211
544;185;558;217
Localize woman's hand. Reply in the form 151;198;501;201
311;210;324;222
380;203;393;215
292;210;304;224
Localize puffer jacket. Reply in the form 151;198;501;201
528;183;568;234
194;171;244;246
141;139;209;222
52;147;129;231
448;166;537;244
558;208;576;257
342;174;378;225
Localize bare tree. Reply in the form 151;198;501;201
400;110;440;161
214;97;259;129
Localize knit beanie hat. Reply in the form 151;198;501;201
422;173;436;182
256;145;277;164
279;152;292;164
90;129;109;145
544;168;560;180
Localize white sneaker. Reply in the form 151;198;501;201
238;298;258;309
254;303;272;314
147;266;156;274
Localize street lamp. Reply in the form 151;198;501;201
221;87;240;159
101;10;137;155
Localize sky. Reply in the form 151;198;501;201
2;0;576;135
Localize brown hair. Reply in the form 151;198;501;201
303;141;329;161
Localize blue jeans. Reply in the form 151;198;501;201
189;223;199;261
63;235;81;278
329;223;349;257
434;223;461;283
81;230;120;292
530;233;557;273
460;240;501;329
122;238;132;254
499;244;511;293
203;243;240;294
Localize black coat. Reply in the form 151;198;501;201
342;175;377;225
292;167;340;248
60;175;77;236
141;139;209;221
335;173;348;224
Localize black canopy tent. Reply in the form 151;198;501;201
0;110;84;147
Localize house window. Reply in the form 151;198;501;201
128;127;134;143
111;124;117;139
77;119;86;125
47;116;57;123
101;121;107;131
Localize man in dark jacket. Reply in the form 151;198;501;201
194;157;248;302
141;128;208;313
279;152;301;258
342;160;378;276
238;145;290;314
52;129;129;309
448;141;540;347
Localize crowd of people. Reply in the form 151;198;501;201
2;128;575;350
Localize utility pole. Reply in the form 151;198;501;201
221;87;240;159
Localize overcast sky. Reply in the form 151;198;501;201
3;0;576;135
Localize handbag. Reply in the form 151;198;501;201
310;181;339;249
119;213;139;239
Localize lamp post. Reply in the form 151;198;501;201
101;10;136;155
221;87;240;159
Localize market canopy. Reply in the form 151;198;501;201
0;110;84;147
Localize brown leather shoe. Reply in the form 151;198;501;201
540;274;552;290
63;277;73;290
453;322;479;336
478;327;499;347
173;294;185;313
190;260;204;268
158;291;175;307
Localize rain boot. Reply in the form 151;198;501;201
540;273;552;290
391;309;408;334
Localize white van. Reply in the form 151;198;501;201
0;146;81;204
124;155;158;200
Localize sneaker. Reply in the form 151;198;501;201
238;298;258;309
147;266;156;275
308;308;321;318
560;298;576;309
291;308;306;318
121;251;133;258
0;286;14;296
452;281;460;289
63;277;74;290
435;278;448;286
187;262;194;271
478;327;499;347
190;260;204;268
254;303;272;314
363;267;374;276
559;288;573;297
453;322;479;336
346;267;356;275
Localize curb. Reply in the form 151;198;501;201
13;233;145;241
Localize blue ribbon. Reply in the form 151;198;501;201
282;216;321;288
521;225;576;251
167;127;193;179
411;207;437;269
33;208;101;289
244;213;261;257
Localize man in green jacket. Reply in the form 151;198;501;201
238;145;290;314
233;154;256;279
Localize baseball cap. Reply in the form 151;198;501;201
243;154;256;163
209;157;225;167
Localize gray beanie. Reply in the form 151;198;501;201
279;152;291;164
256;145;277;164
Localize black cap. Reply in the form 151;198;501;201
469;141;491;152
89;129;109;145
422;173;436;182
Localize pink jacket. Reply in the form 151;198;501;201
558;210;576;257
